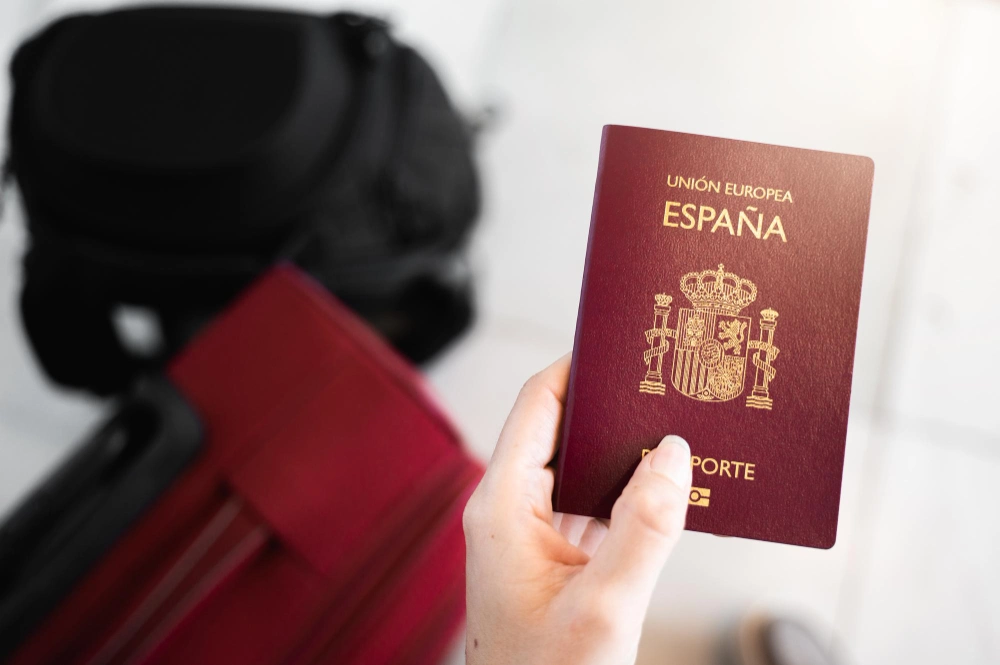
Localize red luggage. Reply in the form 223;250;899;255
10;265;481;665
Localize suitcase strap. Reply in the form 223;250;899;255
87;497;269;665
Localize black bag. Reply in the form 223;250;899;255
5;6;480;395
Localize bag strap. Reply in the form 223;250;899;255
0;155;12;222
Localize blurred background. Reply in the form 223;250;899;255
1;1;998;664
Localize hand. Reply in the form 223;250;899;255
463;354;693;665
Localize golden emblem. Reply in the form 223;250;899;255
639;264;781;409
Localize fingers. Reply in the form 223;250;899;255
467;354;571;532
554;513;609;557
583;435;692;603
576;519;609;558
489;353;571;477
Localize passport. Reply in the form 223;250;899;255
553;126;874;548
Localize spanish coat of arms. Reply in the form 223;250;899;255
639;264;780;410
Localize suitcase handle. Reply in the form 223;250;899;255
0;377;203;658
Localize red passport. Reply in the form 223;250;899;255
553;126;873;549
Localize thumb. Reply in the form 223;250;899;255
583;435;692;603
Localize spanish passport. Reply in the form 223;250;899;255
553;126;874;548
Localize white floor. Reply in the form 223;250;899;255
1;1;998;664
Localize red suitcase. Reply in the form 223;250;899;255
10;265;481;665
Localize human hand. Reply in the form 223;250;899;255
463;354;693;665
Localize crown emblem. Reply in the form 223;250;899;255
678;264;757;316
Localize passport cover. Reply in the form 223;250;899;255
553;126;874;549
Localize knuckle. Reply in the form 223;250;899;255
518;372;547;401
570;596;620;639
516;373;562;426
618;480;687;539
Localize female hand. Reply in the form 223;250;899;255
463;354;693;665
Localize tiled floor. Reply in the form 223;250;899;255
1;1;998;664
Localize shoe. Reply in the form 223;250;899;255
726;612;843;665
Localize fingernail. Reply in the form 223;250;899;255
650;435;691;486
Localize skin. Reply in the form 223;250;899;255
463;354;693;665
